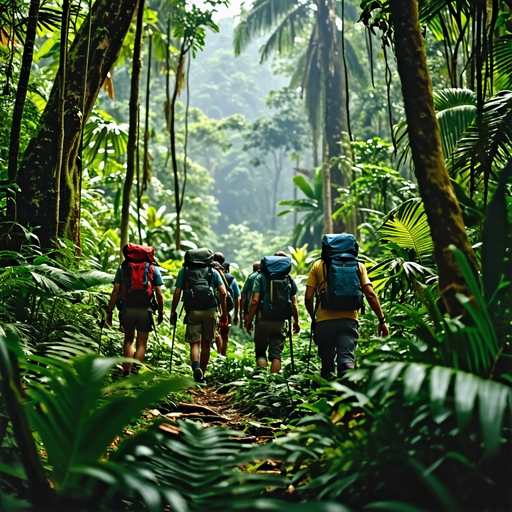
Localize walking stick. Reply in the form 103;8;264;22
306;320;314;375
288;317;295;374
169;305;183;375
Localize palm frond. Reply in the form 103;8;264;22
449;91;512;188
259;2;312;62
233;0;302;56
378;199;434;258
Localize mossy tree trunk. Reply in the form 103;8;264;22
120;0;145;254
317;0;349;232
12;0;139;250
390;0;479;317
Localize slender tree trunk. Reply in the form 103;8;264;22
120;0;145;254
8;0;140;251
390;0;479;317
170;45;186;250
54;0;71;243
311;123;319;168
322;137;333;234
143;34;152;192
317;0;350;231
7;0;40;205
271;150;282;231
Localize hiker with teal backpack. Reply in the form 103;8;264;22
245;255;300;374
305;233;389;379
170;248;228;383
240;261;260;332
105;244;165;377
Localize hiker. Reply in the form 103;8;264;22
304;233;389;379
106;244;164;377
245;255;300;373
170;248;228;383
240;261;260;331
212;252;240;356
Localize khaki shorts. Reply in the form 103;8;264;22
185;310;219;344
120;308;153;333
254;319;287;361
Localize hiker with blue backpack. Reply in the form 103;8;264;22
170;248;228;383
245;254;300;373
212;253;240;356
105;244;165;378
305;233;389;379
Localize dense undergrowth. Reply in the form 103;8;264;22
1;166;512;512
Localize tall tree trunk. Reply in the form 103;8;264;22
322;137;333;234
390;0;479;317
311;123;319;168
9;0;140;250
270;150;283;231
120;0;145;253
169;45;186;250
7;0;40;203
55;0;71;243
317;0;350;230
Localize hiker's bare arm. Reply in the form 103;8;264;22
170;287;181;325
155;286;164;324
304;286;315;319
291;295;300;334
240;294;246;321
245;292;260;334
106;283;120;327
233;296;240;325
363;284;389;337
218;284;228;323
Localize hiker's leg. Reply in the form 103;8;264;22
314;320;336;378
270;358;281;373
215;333;223;355
190;341;200;364
122;331;135;371
134;331;150;363
200;337;210;373
220;325;230;356
254;320;270;369
335;319;358;378
268;322;286;374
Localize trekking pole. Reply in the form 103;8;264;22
288;317;295;374
169;305;184;375
306;320;314;375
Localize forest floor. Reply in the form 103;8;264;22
156;387;280;446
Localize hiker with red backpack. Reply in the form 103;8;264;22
304;233;389;379
245;254;300;374
212;252;240;356
170;248;228;383
106;244;165;378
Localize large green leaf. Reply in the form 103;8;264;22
24;354;191;493
378;199;434;258
293;175;316;199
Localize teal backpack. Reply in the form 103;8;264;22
320;234;365;312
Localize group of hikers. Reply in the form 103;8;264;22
105;233;389;383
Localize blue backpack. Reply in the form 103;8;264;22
320;234;365;312
259;256;293;321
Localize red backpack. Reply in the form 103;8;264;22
119;244;157;309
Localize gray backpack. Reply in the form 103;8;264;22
182;249;218;312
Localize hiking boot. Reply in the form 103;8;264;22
193;367;204;383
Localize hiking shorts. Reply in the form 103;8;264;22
185;310;219;344
254;319;287;361
314;318;358;377
120;308;153;333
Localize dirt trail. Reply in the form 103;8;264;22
157;387;277;444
